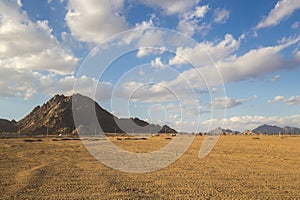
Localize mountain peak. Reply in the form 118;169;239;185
252;124;283;134
50;93;67;102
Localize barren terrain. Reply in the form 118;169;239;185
1;135;300;199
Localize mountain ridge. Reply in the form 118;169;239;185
252;124;300;135
0;94;176;135
1;95;299;135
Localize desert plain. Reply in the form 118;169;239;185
1;135;300;199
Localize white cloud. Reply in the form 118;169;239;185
256;0;300;30
62;76;113;101
116;81;173;103
169;35;300;88
176;5;210;37
136;48;150;58
169;34;240;66
217;37;300;83
213;8;230;23
284;96;300;105
137;29;166;47
65;0;128;44
136;29;166;57
291;21;299;29
151;57;166;70
268;95;300;105
210;96;255;109
271;74;281;81
0;2;78;74
176;20;196;37
135;13;159;28
16;0;22;7
0;67;37;99
0;1;79;99
121;14;163;52
201;114;300;132
115;78;202;104
183;5;209;20
268;95;285;103
141;0;200;15
274;95;285;101
39;75;113;101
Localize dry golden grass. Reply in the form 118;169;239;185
1;135;300;199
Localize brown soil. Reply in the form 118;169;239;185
1;135;300;199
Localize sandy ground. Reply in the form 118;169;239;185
0;135;300;199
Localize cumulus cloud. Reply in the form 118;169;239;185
177;20;211;37
210;96;256;109
268;95;300;105
65;0;128;44
256;0;300;30
135;29;166;57
0;1;78;74
136;47;165;58
169;34;240;66
114;77;205;104
151;57;166;70
213;8;230;23
176;5;210;37
116;81;178;103
38;75;113;101
140;0;200;15
137;29;166;47
185;5;209;19
201;114;300;132
169;35;300;88
0;67;38;99
118;16;158;47
0;1;79;99
217;45;286;83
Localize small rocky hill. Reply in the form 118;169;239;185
0;119;17;133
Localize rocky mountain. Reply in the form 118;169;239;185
283;126;300;134
0;119;17;133
1;94;176;135
252;124;300;135
208;127;240;135
252;124;283;134
16;94;75;135
158;125;177;134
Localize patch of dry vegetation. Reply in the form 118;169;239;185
0;135;300;199
109;134;174;153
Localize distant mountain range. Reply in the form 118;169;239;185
252;124;300;135
208;127;240;135
0;94;176;135
208;125;300;135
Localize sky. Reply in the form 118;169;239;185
0;0;299;132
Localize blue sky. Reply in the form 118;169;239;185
0;0;299;132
